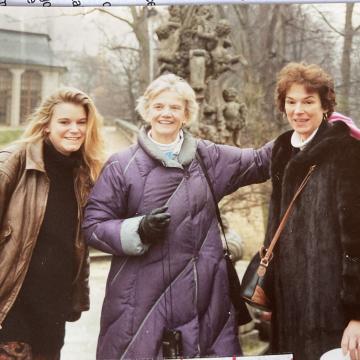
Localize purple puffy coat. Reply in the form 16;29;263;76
83;128;272;359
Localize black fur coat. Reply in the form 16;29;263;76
265;121;360;360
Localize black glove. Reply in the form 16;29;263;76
138;205;171;245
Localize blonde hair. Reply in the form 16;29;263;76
136;73;199;125
20;87;106;204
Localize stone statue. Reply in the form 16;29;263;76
210;20;246;78
221;87;247;146
168;5;182;24
155;6;248;144
156;22;181;74
189;49;206;95
192;6;216;51
199;103;219;141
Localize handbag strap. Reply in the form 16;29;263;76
260;164;317;267
195;152;231;255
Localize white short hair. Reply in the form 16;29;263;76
136;73;199;125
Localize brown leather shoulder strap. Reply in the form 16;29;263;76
261;165;316;266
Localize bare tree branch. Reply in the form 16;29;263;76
96;8;134;28
112;45;140;52
57;8;133;29
354;24;360;33
311;5;344;36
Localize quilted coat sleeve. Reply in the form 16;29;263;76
336;140;360;320
201;140;273;200
83;156;149;257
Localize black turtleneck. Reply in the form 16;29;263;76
19;140;80;321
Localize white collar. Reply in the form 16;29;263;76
147;130;184;158
291;128;319;150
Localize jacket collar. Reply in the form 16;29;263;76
25;138;46;172
138;126;197;168
271;120;351;184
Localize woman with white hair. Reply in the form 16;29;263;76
83;73;272;359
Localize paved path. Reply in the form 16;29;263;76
62;259;111;360
102;126;134;157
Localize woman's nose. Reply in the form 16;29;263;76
69;123;80;132
294;102;304;113
162;107;172;116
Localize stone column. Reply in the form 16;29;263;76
9;68;24;127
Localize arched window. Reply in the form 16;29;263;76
20;70;42;123
0;69;12;125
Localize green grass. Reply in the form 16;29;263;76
0;129;23;148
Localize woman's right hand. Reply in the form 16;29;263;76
341;320;360;360
138;206;171;245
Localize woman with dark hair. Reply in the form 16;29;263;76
265;62;360;360
0;87;105;359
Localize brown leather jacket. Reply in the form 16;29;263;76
0;139;90;328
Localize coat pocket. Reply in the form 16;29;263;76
0;222;12;246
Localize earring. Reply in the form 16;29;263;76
322;113;328;121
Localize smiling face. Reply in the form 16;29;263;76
45;102;87;156
146;89;188;144
285;83;326;141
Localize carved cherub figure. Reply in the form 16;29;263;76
210;20;244;77
221;87;247;146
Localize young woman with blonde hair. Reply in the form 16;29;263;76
0;87;105;359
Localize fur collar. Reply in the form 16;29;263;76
271;121;351;186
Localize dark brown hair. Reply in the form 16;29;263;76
275;62;336;117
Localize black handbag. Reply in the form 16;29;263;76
240;249;273;311
240;165;316;311
196;152;252;326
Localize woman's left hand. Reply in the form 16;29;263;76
341;320;360;360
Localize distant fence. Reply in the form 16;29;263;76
114;118;139;144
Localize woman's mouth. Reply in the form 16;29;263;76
293;118;309;123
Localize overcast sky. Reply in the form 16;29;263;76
0;3;355;56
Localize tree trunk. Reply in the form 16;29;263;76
340;3;354;115
131;7;150;94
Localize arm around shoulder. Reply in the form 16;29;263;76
201;139;273;198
